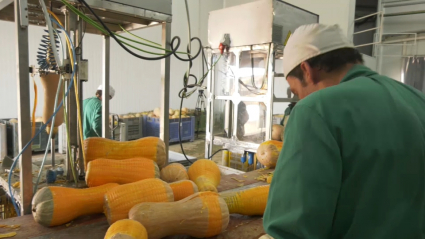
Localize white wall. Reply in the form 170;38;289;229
224;0;356;38
0;0;356;118
0;0;207;119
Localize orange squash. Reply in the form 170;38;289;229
272;124;284;141
104;178;174;224
129;192;229;239
160;163;189;183
219;185;270;216
256;140;283;168
104;219;148;239
85;158;160;187
169;180;198;201
32;183;119;227
188;159;221;192
83;137;166;170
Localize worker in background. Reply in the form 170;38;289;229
264;24;425;239
236;102;249;139
280;102;296;128
83;85;115;139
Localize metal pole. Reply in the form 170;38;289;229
205;51;214;159
14;0;32;215
63;8;78;180
51;139;55;167
68;25;78;160
75;11;84;174
265;45;274;141
102;36;110;138
160;22;171;163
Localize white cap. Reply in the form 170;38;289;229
97;85;115;99
283;24;354;76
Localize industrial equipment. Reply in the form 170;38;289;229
0;0;173;215
205;0;318;171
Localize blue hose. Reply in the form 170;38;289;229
8;17;77;216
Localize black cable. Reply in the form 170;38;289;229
77;0;180;60
171;37;203;62
208;149;228;160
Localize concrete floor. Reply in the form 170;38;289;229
169;132;223;164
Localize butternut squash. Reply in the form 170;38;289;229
104;178;174;224
169;180;198;201
219;185;270;216
86;158;160;187
105;219;148;239
256;140;283;168
188;159;221;192
32;183;119;227
160;163;189;183
129;192;229;239
41;74;64;136
84;137;166;170
272;124;284;141
266;174;273;184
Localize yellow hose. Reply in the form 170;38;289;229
48;10;86;164
31;75;38;138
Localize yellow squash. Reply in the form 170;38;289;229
129;192;229;239
160;163;189;183
219;185;270;216
104;219;148;239
84;137;166;170
169;180;198;201
188;159;221;192
32;183;119;227
104;178;174;224
256;140;283;168
86;158;160;187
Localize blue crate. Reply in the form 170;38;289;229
143;116;195;143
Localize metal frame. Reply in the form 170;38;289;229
0;0;172;34
14;0;32;216
205;0;318;169
205;44;287;158
6;0;172;215
160;22;171;160
354;0;425;73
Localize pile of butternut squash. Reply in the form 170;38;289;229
32;137;273;238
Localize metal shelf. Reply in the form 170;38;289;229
0;0;172;34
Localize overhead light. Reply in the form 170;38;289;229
149;21;159;25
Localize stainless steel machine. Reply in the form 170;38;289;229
0;0;172;215
205;0;318;171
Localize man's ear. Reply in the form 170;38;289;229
300;61;319;84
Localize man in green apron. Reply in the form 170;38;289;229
264;24;425;239
83;85;115;139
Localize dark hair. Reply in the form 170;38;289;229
96;90;102;96
287;48;364;83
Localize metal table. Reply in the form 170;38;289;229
0;169;273;239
